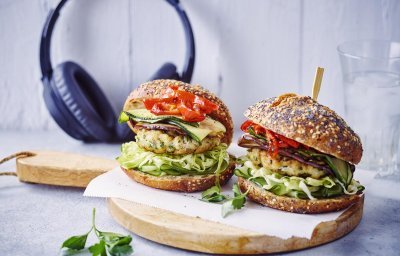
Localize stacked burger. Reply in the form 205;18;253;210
117;80;234;192
235;93;365;213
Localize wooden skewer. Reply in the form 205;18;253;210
312;67;324;101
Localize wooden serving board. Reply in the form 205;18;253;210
107;196;364;255
11;151;364;254
16;151;118;187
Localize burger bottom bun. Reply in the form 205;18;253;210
238;177;364;214
121;160;235;193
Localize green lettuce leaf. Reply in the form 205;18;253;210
235;160;364;200
117;142;229;176
296;149;354;187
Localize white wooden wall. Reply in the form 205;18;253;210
1;0;399;130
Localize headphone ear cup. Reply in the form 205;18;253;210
43;78;90;141
150;62;180;81
50;61;116;142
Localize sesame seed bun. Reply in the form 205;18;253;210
244;94;362;164
123;79;234;146
121;159;235;193
238;177;364;214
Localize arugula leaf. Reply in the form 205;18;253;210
221;183;248;217
61;233;89;250
89;240;107;256
201;185;227;203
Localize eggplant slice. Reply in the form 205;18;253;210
134;122;187;136
238;134;334;175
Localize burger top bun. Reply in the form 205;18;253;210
123;79;234;145
244;93;363;164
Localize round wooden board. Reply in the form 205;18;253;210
107;195;364;254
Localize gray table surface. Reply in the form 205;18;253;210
0;130;399;256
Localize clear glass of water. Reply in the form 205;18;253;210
338;40;400;178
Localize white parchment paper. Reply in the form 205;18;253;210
84;162;374;239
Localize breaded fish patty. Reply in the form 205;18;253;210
247;148;327;179
134;129;222;155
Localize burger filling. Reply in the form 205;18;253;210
134;129;223;154
235;120;364;200
247;148;326;179
117;85;229;177
131;114;226;154
117;141;229;177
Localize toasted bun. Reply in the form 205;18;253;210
123;79;234;145
121;160;235;193
238;177;363;214
245;93;362;164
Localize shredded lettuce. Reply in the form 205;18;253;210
117;142;229;176
235;160;364;200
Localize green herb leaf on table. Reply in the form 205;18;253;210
61;233;90;250
93;209;134;256
201;185;227;203
88;240;107;256
60;208;134;256
97;231;132;245
221;183;248;218
96;230;133;256
108;244;134;256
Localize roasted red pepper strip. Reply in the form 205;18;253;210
240;120;302;157
150;102;180;115
177;104;205;122
143;85;219;122
266;130;279;157
275;133;300;148
240;120;254;132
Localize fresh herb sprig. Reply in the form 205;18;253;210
221;184;249;217
201;183;248;218
201;185;227;203
61;208;133;256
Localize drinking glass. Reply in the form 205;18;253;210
338;40;400;178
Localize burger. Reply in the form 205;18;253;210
117;79;234;192
235;93;365;213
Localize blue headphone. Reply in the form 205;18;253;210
40;0;195;142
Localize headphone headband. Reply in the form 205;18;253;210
40;0;195;83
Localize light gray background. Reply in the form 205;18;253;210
1;0;400;130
